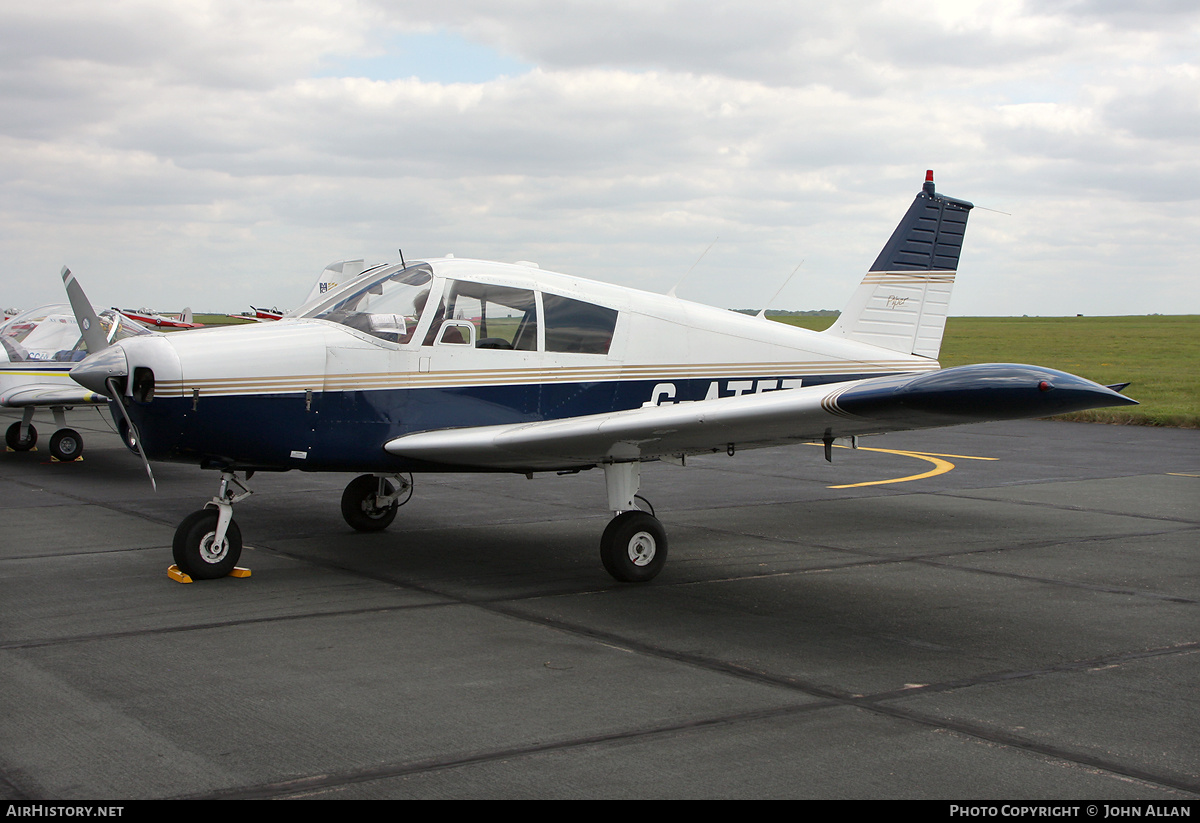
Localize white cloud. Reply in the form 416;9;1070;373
1;1;1197;318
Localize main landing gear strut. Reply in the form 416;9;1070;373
169;466;666;584
599;462;667;583
336;465;667;582
340;473;413;531
337;464;666;582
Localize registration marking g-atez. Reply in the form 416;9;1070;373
644;378;805;407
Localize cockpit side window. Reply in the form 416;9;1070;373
543;294;618;355
422;280;537;351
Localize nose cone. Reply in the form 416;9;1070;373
70;345;128;395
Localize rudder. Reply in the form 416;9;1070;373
824;172;973;359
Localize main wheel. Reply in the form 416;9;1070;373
172;508;242;580
600;510;668;583
49;429;83;462
6;421;37;451
341;474;399;532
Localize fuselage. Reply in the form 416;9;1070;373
73;258;939;473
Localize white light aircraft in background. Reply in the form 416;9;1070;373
66;173;1137;582
1;299;151;460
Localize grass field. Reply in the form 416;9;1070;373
773;314;1200;428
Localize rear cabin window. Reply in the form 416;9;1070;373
543;294;617;355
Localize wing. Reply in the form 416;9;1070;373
384;363;1136;471
0;383;108;407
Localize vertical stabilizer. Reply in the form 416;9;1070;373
306;259;363;305
824;172;973;359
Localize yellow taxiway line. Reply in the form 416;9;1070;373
808;443;998;488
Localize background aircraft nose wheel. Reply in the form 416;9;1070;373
600;510;668;582
172;509;243;579
341;474;403;531
49;429;83;461
6;422;37;451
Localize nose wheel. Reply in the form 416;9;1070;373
171;471;251;580
172;508;243;579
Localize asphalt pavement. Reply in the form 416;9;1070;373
1;406;1197;799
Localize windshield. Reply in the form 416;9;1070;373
308;263;435;344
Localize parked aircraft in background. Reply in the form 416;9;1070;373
244;258;356;322
249;306;284;321
1;300;151;460
117;307;202;329
4;258;345;459
67;173;1137;582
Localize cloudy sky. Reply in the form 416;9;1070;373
2;0;1198;316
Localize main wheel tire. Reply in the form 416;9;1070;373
49;429;83;461
600;510;668;583
341;474;399;532
6;421;37;451
172;509;242;580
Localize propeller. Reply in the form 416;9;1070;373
61;266;157;491
61;267;110;355
106;376;157;492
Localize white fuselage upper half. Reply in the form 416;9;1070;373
108;257;938;402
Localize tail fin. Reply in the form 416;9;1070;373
305;259;363;305
824;171;973;359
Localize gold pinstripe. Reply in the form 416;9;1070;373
155;359;939;397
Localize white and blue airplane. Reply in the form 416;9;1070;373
1;299;151;460
66;173;1137;582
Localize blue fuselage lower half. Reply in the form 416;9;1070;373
121;372;884;473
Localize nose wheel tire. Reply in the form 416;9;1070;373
6;422;37;451
172;509;243;579
49;429;83;461
600;510;668;583
341;474;400;532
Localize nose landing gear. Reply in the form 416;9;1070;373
171;471;252;580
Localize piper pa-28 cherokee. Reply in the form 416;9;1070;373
67;172;1136;583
